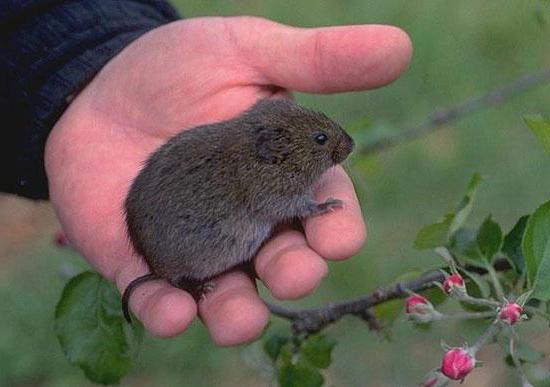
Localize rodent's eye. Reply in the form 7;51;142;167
314;133;328;145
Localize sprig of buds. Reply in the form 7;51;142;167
413;248;535;385
420;321;501;385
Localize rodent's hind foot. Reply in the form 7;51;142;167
197;281;216;301
174;277;216;303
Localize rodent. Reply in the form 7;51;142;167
122;98;355;322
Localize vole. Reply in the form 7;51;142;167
122;98;355;322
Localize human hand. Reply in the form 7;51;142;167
45;16;412;345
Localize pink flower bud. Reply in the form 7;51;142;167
498;302;523;325
405;294;439;323
443;273;465;295
405;294;431;314
54;231;69;248
440;348;475;381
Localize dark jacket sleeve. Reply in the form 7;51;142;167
0;0;180;200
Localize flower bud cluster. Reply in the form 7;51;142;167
413;250;532;385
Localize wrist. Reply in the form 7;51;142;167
3;0;180;199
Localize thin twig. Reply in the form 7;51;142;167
470;320;501;355
485;263;506;301
267;260;510;334
268;269;444;334
457;294;500;308
360;67;550;155
436;311;495;321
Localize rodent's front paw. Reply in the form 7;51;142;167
318;198;344;213
299;197;343;218
303;197;344;217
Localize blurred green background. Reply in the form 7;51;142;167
2;1;550;386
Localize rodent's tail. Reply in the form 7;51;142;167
122;273;159;323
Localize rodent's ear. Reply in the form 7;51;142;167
255;126;291;164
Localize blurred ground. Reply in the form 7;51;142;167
2;1;550;386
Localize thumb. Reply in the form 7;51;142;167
229;17;413;93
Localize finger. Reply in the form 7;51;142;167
198;271;269;346
255;228;328;300
231;17;412;92
303;165;367;260
115;263;197;338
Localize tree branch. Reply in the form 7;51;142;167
267;270;443;334
360;67;550;155
267;259;510;335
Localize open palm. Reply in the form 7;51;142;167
45;17;412;345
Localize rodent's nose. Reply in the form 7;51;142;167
341;133;355;154
332;133;355;163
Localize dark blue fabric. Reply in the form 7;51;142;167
0;0;179;199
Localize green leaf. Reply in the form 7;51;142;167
523;114;550;156
414;173;483;250
476;215;503;262
414;213;454;250
420;287;447;307
373;299;403;326
461;269;491;299
449;173;483;236
263;333;290;362
301;335;336;369
55;272;143;384
532;254;550;301
502;215;529;274
523;200;550;299
521;201;550;297
278;363;324;387
278;342;294;365
449;228;483;266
